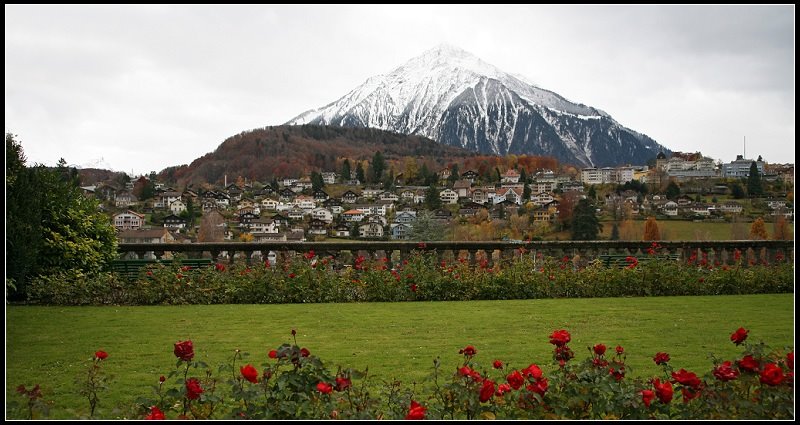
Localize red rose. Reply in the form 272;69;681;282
159;375;166;383
185;378;203;400
593;344;606;356
405;400;426;420
641;389;655;407
609;366;625;381
174;340;194;361
507;370;524;390
554;345;575;362
759;363;785;386
215;263;225;272
459;345;477;356
522;363;543;379
95;350;108;360
479;379;495;402
240;364;259;384
737;355;760;373
681;387;702;403
410;284;418;292
653;352;670;365
288;273;296;279
300;347;310;357
653;378;673;404
335;376;351;391
713;361;739;382
615;345;624;355
145;405;165;420
493;360;504;369
495;383;512;397
527;377;548;395
730;327;748;345
316;381;333;394
549;329;571;346
268;349;278;359
671;369;702;389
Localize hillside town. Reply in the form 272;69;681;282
82;152;794;245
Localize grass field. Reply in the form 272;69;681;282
6;294;794;418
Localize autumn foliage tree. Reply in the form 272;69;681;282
749;217;768;240
643;216;661;241
772;216;791;240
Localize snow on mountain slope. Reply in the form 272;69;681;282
286;44;667;167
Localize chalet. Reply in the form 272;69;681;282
718;201;743;214
400;189;416;203
95;183;120;200
294;195;316;210
308;218;329;235
281;178;298;187
439;188;459;204
501;169;521;183
470;188;488;204
662;201;679;216
214;192;231;208
333;223;351;237
530;192;553;206
452;180;472;198
252;232;287;242
162;214;187;230
341;190;360;204
115;191;138;208
260;198;279;211
461;170;479;183
113;210;145;231
321;172;337;185
238;211;259;227
342;209;366;223
531;205;556;222
495;187;523;205
379;191;399;202
363;214;388;227
438;168;452;182
313;189;329;202
227;187;243;203
434;209;453;222
80;185;96;197
532;181;556;193
676;195;693;207
287;207;305;220
766;199;787;210
270;213;289;227
394;210;417;224
170;200;187;215
117;228;176;244
286;229;306;242
279;188;296;202
296;176;313;190
560;181;584;192
688;203;712;216
250;218;279;234
390;223;413;240
201;200;217;212
458;201;487;217
310;207;334;223
156;191;182;209
322;198;344;214
353;203;388;217
362;187;383;199
358;222;384;239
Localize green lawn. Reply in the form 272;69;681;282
6;294;794;418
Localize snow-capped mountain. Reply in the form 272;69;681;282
287;44;668;167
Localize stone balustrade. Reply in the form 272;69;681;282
118;240;793;269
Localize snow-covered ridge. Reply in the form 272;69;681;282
285;44;665;167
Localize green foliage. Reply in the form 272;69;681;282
665;181;680;200
340;159;351;182
747;162;763;197
355;162;365;183
571;199;602;240
730;182;745;199
371;151;385;183
6;134;117;300
310;171;324;191
408;210;445;241
424;183;442;210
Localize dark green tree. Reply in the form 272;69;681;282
519;168;528;184
310;171;324;191
523;183;531;202
571;198;602;240
747;161;763;197
341;159;351;182
383;169;395;191
610;222;620;240
448;164;459;185
372;151;385;183
6;133;117;300
355;162;366;183
424;183;442;210
407;210;445;241
587;185;596;200
730;182;745;199
665;181;680;200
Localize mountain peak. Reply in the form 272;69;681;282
285;46;669;167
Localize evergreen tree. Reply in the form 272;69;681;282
730;182;745;199
571;198;602;240
610;222;620;240
355;162;366;183
341;159;351;182
424;183;442;210
419;163;431;186
587;185;596;200
310;171;324;191
408;210;445;241
519;168;528;184
523;183;531;202
372;151;385;183
747;161;763;197
665;181;680;200
448;163;459;185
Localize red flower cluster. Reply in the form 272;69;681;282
737;355;760;373
174;340;194;361
625;256;638;269
730;327;748;345
215;263;225;272
95;350;108;361
405;400;426;420
652;378;673;404
335;376;351;391
549;330;571;346
712;361;739;382
144;405;165;420
304;250;315;260
459;345;477;357
185;378;204;400
653;352;670;365
641;389;655;407
492;359;504;369
240;364;259;384
316;382;333;394
479;379;495;402
593;343;606;356
760;363;785;386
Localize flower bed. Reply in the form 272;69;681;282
9;327;793;419
26;247;794;305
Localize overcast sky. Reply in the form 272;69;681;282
5;4;795;176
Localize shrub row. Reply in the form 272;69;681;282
26;250;794;306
